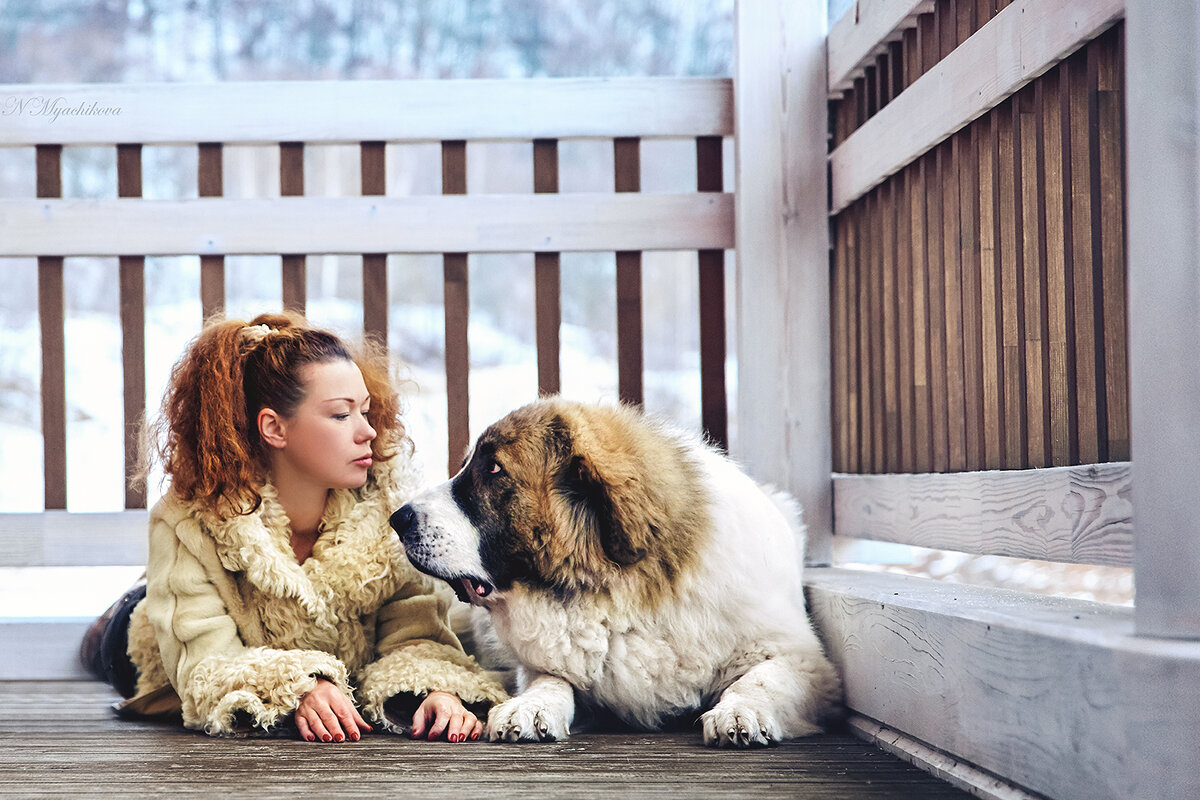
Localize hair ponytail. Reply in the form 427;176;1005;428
151;311;409;516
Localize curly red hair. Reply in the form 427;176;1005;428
151;311;410;516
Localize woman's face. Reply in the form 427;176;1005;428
267;359;377;491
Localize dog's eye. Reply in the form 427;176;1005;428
487;459;503;476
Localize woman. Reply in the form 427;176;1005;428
81;312;507;742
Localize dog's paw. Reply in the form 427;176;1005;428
486;696;570;743
701;701;781;748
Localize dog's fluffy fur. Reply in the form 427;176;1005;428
392;399;840;747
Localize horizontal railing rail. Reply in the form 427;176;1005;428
0;78;732;144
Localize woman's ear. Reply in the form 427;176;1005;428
257;408;288;450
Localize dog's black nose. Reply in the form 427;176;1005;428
390;504;417;537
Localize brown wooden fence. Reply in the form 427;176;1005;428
5;79;733;509
829;3;1128;475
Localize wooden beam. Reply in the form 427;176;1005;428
0;194;734;256
806;567;1200;800
1126;0;1200;638
734;0;832;562
827;0;933;95
833;462;1132;566
0;511;149;566
829;0;1125;214
0;78;732;146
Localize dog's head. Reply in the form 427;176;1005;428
390;398;707;608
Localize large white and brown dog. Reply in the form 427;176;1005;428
390;399;840;747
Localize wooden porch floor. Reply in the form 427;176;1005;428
0;681;971;799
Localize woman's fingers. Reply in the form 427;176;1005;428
296;713;315;742
316;704;345;742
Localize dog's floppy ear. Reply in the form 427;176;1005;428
561;453;648;566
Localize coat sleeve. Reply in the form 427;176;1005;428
355;571;509;732
144;512;353;736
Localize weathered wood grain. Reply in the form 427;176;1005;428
0;681;971;799
832;461;1132;566
830;0;1125;213
0;78;733;145
0;194;734;256
806;567;1200;800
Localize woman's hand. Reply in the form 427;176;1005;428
411;690;481;742
295;678;372;742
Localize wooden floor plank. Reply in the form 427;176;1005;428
0;682;970;798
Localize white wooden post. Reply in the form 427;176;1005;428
1126;0;1200;638
733;0;832;564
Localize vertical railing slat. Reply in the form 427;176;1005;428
198;143;225;321
280;142;306;314
361;141;388;347
533;138;562;397
696;135;727;450
1097;27;1129;463
442;141;470;476
36;145;66;510
1019;84;1050;469
614;137;643;408
117;143;147;509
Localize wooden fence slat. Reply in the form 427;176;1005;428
959;124;985;470
845;209;861;473
895;168;915;472
533;138;561;398
998;98;1028;469
1042;69;1075;467
881;182;899;472
361;141;388;347
442;141;469;476
117;144;146;510
941;136;967;472
978;112;1006;469
855;203;871;470
1068;46;1104;465
198;143;225;321
832;216;848;472
696;135;727;450
868;190;884;473
1097;28;1129;463
36;144;66;511
909;160;932;473
614;137;643;408
280;142;306;314
1019;85;1050;468
925;149;949;472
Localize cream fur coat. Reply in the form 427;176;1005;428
120;456;508;736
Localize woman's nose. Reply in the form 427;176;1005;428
359;418;376;442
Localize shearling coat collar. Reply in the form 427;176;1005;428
195;455;422;647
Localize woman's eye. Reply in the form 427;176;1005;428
333;413;350;421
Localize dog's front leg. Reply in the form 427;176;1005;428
486;669;575;743
701;651;840;747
